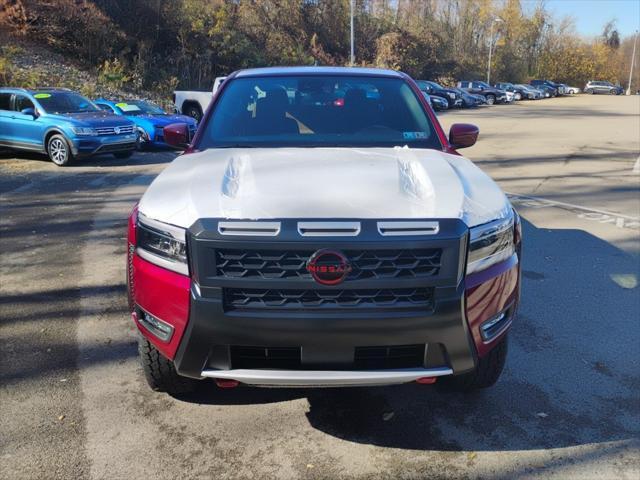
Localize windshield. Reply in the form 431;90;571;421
199;75;440;149
34;92;98;114
426;81;443;89
477;81;491;88
116;100;166;116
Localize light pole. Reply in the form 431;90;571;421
626;30;638;96
350;0;355;66
487;17;503;84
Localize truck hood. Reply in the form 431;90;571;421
138;147;511;229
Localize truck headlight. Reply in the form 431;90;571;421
467;211;515;275
136;214;188;275
71;127;98;136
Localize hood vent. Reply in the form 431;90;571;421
218;221;281;236
377;221;439;236
297;222;361;237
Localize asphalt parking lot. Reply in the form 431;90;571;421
1;94;639;479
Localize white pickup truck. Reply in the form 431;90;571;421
172;76;226;122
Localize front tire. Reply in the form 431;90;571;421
47;134;73;166
440;335;508;392
485;94;496;105
514;92;522;101
138;335;198;394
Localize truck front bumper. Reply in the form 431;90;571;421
131;217;520;387
200;366;453;387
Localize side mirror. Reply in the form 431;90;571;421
163;123;190;149
21;108;37;118
449;123;479;149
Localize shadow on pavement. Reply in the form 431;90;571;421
0;149;176;167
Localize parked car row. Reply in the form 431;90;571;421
0;87;196;165
0;74;626;166
412;77;607;112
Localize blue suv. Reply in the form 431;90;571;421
93;98;197;150
0;88;137;166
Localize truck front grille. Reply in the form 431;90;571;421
228;344;425;370
224;287;434;310
230;346;301;369
216;248;441;281
354;344;425;369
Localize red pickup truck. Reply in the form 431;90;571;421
127;66;522;394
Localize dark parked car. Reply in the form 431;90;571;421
530;80;564;96
457;81;509;105
421;92;449;111
528;82;555;98
416;80;463;108
584;81;624;95
450;87;485;107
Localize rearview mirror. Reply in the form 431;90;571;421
449;123;479;149
163;123;190;149
21;108;37;118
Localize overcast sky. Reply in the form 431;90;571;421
522;0;640;37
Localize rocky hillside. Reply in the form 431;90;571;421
0;36;173;107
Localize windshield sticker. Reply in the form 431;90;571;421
34;93;51;99
403;132;427;140
116;103;142;112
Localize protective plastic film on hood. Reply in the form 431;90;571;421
442;152;512;226
138;146;511;229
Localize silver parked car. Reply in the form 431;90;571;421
584;81;624;95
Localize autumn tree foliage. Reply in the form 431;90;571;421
0;0;637;90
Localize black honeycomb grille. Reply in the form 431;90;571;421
224;287;434;310
216;249;441;280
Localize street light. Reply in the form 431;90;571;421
350;0;355;66
487;17;504;84
626;30;638;96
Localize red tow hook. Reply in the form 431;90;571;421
215;379;239;389
415;377;437;385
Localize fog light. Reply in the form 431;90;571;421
480;310;510;341
138;309;174;342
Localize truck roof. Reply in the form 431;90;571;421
234;66;405;79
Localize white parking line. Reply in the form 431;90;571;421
633;156;640;174
507;192;640;230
